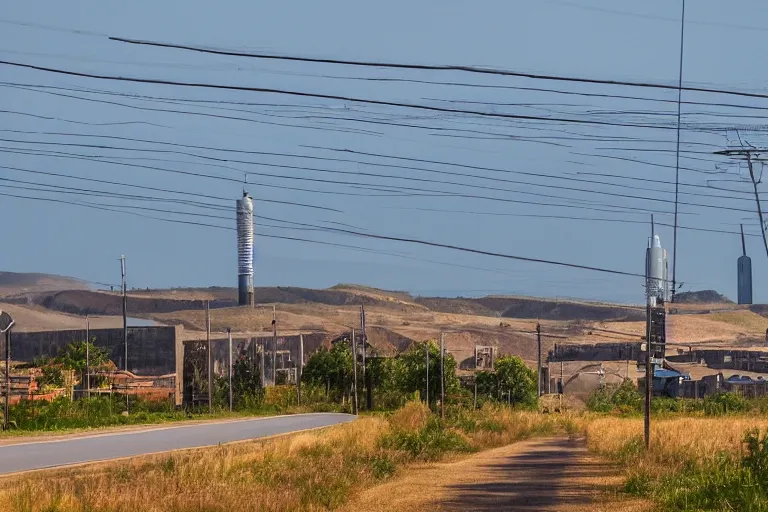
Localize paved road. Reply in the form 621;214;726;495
0;413;355;475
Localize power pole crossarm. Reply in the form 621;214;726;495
746;153;768;258
715;148;768;258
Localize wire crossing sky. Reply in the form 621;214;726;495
2;0;768;302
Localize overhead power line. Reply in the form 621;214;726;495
3;137;757;210
109;36;768;101
0;186;645;279
0;60;682;131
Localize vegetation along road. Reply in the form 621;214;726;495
0;413;355;475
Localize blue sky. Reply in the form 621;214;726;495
2;0;767;303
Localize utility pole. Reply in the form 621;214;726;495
206;300;212;413
85;315;90;399
714;145;768;258
259;341;265;389
440;332;445;419
536;323;542;398
1;312;14;431
227;328;233;412
644;301;652;450
3;328;9;431
425;341;430;408
560;360;564;411
271;305;277;386
351;328;358;415
297;334;304;405
120;255;128;413
671;0;686;303
360;305;367;409
644;216;667;450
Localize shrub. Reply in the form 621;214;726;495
703;392;748;416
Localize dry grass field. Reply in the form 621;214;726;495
0;403;574;512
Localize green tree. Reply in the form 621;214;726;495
230;356;264;408
395;341;459;407
302;341;353;399
55;341;110;373
495;356;537;406
475;356;537;407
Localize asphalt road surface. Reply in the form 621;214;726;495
0;413;355;475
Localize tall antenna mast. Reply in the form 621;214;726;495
671;0;686;303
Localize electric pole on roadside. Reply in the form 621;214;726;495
297;334;304;405
425;341;430;408
120;255;129;413
536;323;542;398
644;216;669;450
206;300;212;413
227;327;233;412
1;310;14;432
351;328;358;415
360;305;368;409
85;315;90;399
440;332;445;419
271;305;277;385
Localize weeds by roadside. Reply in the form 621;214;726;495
586;416;768;511
0;401;574;512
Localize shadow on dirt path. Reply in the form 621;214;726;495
440;437;608;511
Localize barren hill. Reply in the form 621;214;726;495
7;272;768;363
0;271;88;298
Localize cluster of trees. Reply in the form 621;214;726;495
301;339;537;409
475;356;538;407
302;340;461;408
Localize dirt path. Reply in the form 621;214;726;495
344;437;650;512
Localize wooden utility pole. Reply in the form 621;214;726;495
536;323;542;398
425;341;430;408
440;332;445;419
351;328;358;415
259;341;265;389
560;360;564;411
360;305;368;409
85;315;90;399
644;302;652;450
297;334;304;405
227;328;233;412
206;300;212;413
271;305;277;385
120;255;128;413
473;379;477;410
3;329;8;431
2;314;14;431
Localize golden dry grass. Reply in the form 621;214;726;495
586;415;768;467
0;417;391;512
0;403;575;512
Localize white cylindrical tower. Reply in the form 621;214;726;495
236;191;254;306
646;235;668;305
